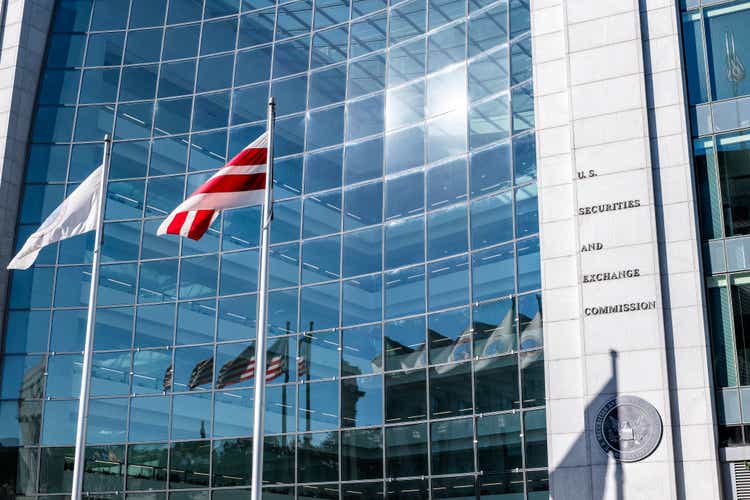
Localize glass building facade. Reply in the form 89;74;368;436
681;0;750;448
0;0;544;498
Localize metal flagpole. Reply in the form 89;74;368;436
251;97;275;500
71;134;112;499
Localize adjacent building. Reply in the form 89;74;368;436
0;0;745;499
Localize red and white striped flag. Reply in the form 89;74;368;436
157;132;269;240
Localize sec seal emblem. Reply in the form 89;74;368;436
594;395;662;462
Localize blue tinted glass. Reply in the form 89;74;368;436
138;259;178;303
309;65;347;108
89;352;131;397
312;27;349;68
192;91;230;130
276;115;306;156
218;294;257;341
428;254;468;310
129;397;170;441
472;296;515;356
307;105;345;149
111;139;149;178
158;60;196;98
350;13;386;57
163;25;200;60
682;15;709;105
33;106;75;141
517;237;540;292
131;0;167;27
201;18;238;55
384;316;426;370
223;205;261;250
471;191;512;249
4;310;49;354
221;249;259;295
345;136;383;184
302;235;341;284
42;400;78;446
20;183;64;224
274;156;303;198
266;385;296;433
348;93;384;140
236;46;272;85
470;141;511;196
352;0;387;17
168;0;203;23
46;354;82;398
277;1;313;38
119;66;158;102
270;198;301;243
428;23;465;73
26;144;68;183
427;203;467;259
132;348;172;394
146;176;184;217
470;94;509;148
305;147;342;193
342;377;383;429
197;54;234;92
154;99;192;136
80;68;119;103
303;190;342;237
91;0;128;29
469;47;509;101
348;53;385;98
134;303;175;348
429;0;464;29
386;125;424;174
427;158;466;209
428;307;470;364
299;329;339;379
342;325;382;375
94;307;133;350
188;130;227;170
232;84;270;125
180;254;219;299
472;243;514;301
270;243;300;288
301;282;340;330
343;226;382;277
514;132;536;183
388;39;425;85
389;0;426;44
53;1;93;33
38;69;80;105
510;36;532;85
172;393;212;439
428;110;467;162
243;0;276;10
299;380;339;430
125;29;162;64
344;181;382;230
214;390;253;437
239;9;276;47
115;102;154;139
385;216;424;269
343;274;382;326
512;81;534;133
271;76;307;116
385;264;425;319
516;184;538;238
386;170;423;220
206;0;240;17
469;3;508;56
105;179;144;219
176;300;215;345
1;354;45;399
268;289;299;334
85;32;124;66
54;266;90;307
316;0;350;28
9;267;54;309
509;0;530;38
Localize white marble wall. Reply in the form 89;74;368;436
0;0;54;319
532;0;722;498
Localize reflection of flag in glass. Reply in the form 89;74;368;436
216;339;288;389
162;364;173;391
188;358;214;390
478;304;516;358
432;332;472;375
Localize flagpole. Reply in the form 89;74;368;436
251;97;275;500
71;134;112;499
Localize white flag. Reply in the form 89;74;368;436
8;166;104;270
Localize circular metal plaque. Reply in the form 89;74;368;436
594;395;662;462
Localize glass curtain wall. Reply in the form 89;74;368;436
682;0;750;447
0;0;544;498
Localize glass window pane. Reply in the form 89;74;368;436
159;60;196;98
268;289;299;335
236;46;272;85
431;417;474;474
428;307;470;364
427;204;467;260
342;374;383;427
510;36;532;85
385;423;427;477
168;0;203;23
218;294;257;341
301;282;340;331
472;243;514;302
517;236;540;293
271;76;307;117
524;408;547;468
305;147;343;193
471;191;513;249
705;4;750;100
2;354;47;399
265;384;296;434
477;412;522;473
351;13;386;57
298;380;339;431
201;18;238;55
348;53;385;98
312;26;348;68
297;431;339;482
429;362;472;418
274;37;311;78
169;440;211;489
40;446;74;492
473;297;516;357
342;324;382;375
343;226;382;278
299;329;339;380
197;54;234;92
470;94;510;149
475;354;519;412
345;136;383;184
343;274;382;326
428;23;465;73
385;369;426;423
163;25;200;60
344;181;383;230
469;46;509;102
127;443;168;490
386;124;425;174
385;216;424;269
174;346;214;391
386;81;424;131
385;264;425;319
87;398;128;444
521;350;544;406
86;32;125;66
277;0;312;38
172;393;212;441
90;351;131;396
50;309;86;353
4;310;49;354
348;93;385;140
315;0;350;28
308;105;345;149
342;428;383;480
469;3;508;56
213;438;252;487
42;400;78;446
303;190;341;238
129;396;170;442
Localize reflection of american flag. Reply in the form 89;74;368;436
188;358;213;390
216;340;288;388
297;356;307;378
163;364;173;391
